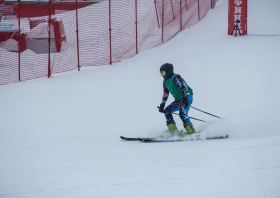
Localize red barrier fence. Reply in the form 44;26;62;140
0;0;219;85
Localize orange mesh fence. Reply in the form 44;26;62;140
0;0;219;85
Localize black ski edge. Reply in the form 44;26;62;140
120;136;140;141
206;135;229;140
139;138;183;143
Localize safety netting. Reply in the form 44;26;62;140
0;0;219;85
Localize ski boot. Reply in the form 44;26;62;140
164;123;179;136
181;124;196;137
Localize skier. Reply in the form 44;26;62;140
158;63;196;136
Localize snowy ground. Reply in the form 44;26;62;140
1;0;280;197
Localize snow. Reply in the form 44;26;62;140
0;38;18;51
1;0;280;197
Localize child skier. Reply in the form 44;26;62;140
158;63;196;136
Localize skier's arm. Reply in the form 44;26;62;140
173;75;189;98
161;83;169;105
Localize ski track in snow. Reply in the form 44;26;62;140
1;0;280;197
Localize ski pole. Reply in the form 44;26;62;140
157;106;209;123
190;106;221;119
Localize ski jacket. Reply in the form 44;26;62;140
161;74;193;104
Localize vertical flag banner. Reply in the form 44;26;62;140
228;0;247;35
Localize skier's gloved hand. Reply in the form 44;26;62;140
159;103;165;113
182;97;189;107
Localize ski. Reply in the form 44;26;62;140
139;135;229;143
121;135;229;143
206;135;229;140
139;138;184;143
120;136;140;141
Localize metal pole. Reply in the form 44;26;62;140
198;0;200;20
109;0;112;65
157;106;207;122
180;0;182;31
157;107;208;122
162;0;164;43
135;0;138;54
76;0;80;71
245;0;247;35
228;0;230;34
171;0;175;20
191;106;221;119
18;0;20;82
48;0;51;77
173;112;208;122
154;1;160;28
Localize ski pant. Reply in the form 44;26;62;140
164;95;193;127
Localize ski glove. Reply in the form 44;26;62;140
159;103;165;113
182;97;189;107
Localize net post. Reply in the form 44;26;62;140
161;0;164;43
171;0;175;20
18;0;21;82
48;0;52;78
154;1;160;28
76;0;80;71
198;0;200;20
109;0;112;65
135;0;138;54
180;0;182;31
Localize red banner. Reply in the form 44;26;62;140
228;0;247;35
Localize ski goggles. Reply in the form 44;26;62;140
160;71;166;76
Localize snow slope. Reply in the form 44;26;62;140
1;0;280;197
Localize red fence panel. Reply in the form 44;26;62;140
137;0;162;52
0;0;219;85
181;0;199;30
199;0;211;20
51;1;78;74
77;1;110;66
162;0;181;43
0;3;20;84
111;0;136;63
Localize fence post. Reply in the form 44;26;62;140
135;0;138;54
154;1;160;28
171;0;175;20
18;0;20;82
180;0;182;31
76;0;80;71
198;0;200;20
162;0;164;43
48;0;52;77
109;0;112;65
211;0;213;9
228;0;230;34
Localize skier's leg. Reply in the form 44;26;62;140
179;95;196;135
164;101;180;132
179;95;193;126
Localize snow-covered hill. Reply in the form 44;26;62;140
1;0;280;197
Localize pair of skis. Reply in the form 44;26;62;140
120;134;229;143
